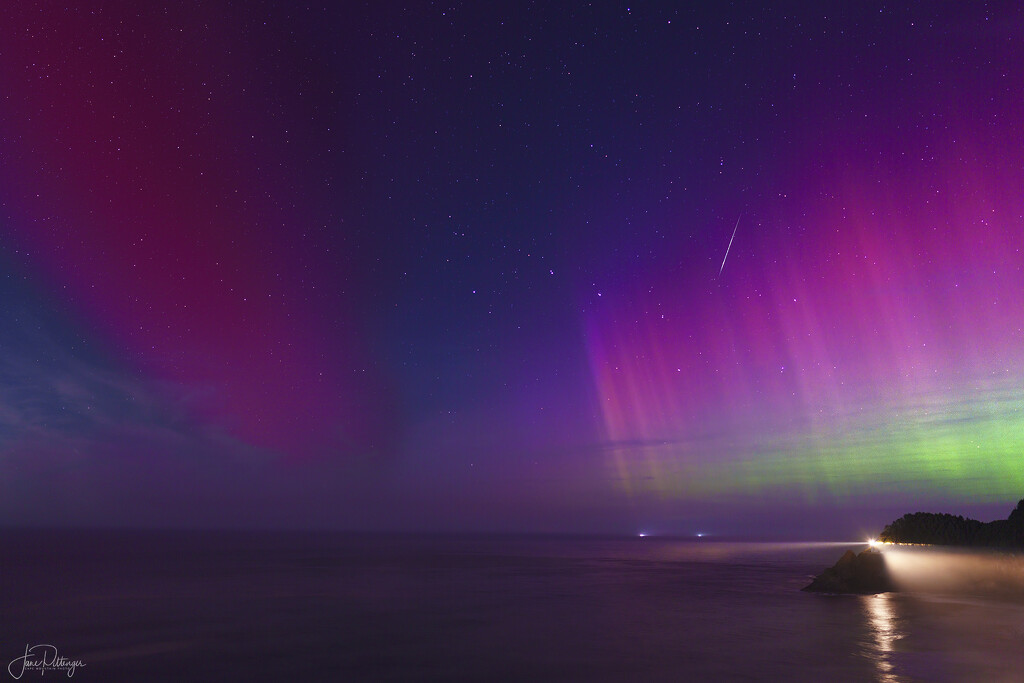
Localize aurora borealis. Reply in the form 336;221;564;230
2;2;1023;535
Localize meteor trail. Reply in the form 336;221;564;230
718;215;740;277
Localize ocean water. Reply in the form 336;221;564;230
3;530;1024;682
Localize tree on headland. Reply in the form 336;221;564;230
878;499;1024;548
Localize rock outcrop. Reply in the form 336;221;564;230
802;548;894;594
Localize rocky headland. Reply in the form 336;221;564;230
802;548;894;594
804;499;1024;594
878;499;1024;548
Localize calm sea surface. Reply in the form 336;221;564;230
3;530;1024;681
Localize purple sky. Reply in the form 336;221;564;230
1;2;1022;536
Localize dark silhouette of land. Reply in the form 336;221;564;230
804;499;1024;594
802;548;894;594
878;499;1024;547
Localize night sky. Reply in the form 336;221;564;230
2;2;1023;536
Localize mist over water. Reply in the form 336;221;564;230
5;531;1024;681
882;545;1024;598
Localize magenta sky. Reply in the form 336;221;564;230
1;2;1022;536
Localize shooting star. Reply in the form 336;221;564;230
718;215;740;278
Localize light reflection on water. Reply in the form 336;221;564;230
861;546;1024;682
8;532;1024;681
862;593;901;683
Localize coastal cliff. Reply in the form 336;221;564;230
802;548;894;594
804;499;1024;594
